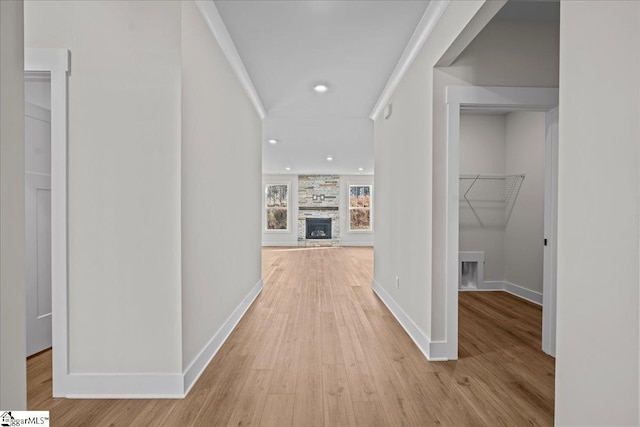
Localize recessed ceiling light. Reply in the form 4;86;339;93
285;167;291;171
268;139;278;145
326;156;334;161
313;84;329;94
358;167;364;171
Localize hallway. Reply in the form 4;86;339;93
28;247;553;425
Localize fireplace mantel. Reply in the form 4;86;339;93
299;206;338;211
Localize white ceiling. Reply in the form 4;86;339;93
214;0;431;175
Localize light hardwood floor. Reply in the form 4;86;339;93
28;246;554;426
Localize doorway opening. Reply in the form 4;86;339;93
24;71;52;358
24;48;69;398
445;86;559;360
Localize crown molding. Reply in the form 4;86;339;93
195;0;267;120
369;1;450;120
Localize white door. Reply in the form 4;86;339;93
542;107;559;357
25;101;52;357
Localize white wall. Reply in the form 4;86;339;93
181;0;262;372
25;82;51;176
504;111;545;294
556;1;640;425
262;174;298;246
25;0;183;374
374;0;487;349
442;20;560;87
459;114;505;281
431;18;559;341
25;80;51;111
0;0;27;410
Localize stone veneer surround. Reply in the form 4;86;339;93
298;175;340;246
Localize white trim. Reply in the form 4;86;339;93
445;97;460;360
371;280;447;361
369;1;450;120
462;281;542;306
542;107;559;357
24;70;51;82
25;48;70;397
65;373;183;399
195;0;266;120
428;340;448;361
477;280;505;291
504;281;543;306
447;86;559;110
445;86;559;360
182;278;263;395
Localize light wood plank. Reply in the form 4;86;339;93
292;340;324;427
352;401;389;427
322;364;357;427
226;369;273;427
259;394;295;427
27;247;554;426
252;313;288;369
321;311;344;365
336;324;378;402
268;338;301;395
359;338;424;426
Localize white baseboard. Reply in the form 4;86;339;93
339;241;374;247
477;280;506;291
462;280;542;305
371;280;447;361
427;340;448;361
503;281;542;305
182;278;263;395
64;278;264;399
65;373;184;399
262;241;296;247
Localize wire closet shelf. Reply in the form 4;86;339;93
459;174;525;227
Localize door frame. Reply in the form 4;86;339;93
444;86;559;360
542;107;559;357
25;48;69;396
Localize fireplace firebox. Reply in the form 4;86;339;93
306;218;332;239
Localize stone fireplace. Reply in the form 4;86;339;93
298;175;340;246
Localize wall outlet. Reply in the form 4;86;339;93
395;275;400;289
